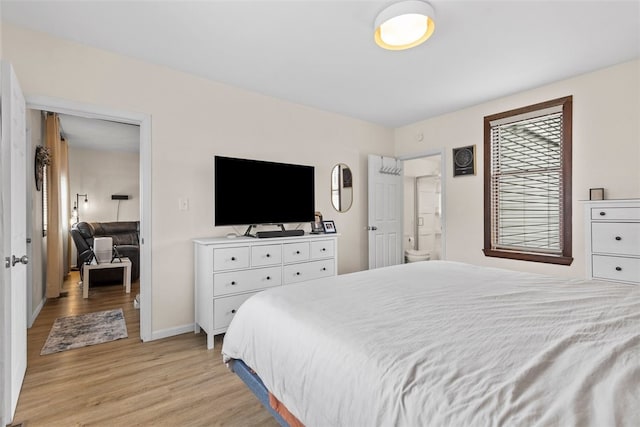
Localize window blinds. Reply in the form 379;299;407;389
490;111;564;254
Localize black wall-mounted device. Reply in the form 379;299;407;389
111;195;130;200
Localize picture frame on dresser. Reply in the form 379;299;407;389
589;188;604;200
322;220;337;234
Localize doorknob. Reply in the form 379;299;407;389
367;226;378;231
12;255;29;266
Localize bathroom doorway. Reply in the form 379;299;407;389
402;152;443;262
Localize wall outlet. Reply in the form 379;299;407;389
178;198;189;211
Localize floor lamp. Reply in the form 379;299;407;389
73;193;88;223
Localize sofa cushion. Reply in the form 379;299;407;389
91;221;139;245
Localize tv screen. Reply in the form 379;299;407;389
214;156;315;226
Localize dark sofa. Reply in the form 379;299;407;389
71;221;140;285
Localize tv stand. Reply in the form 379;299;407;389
243;224;305;238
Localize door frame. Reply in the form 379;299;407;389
26;96;152;342
398;149;447;260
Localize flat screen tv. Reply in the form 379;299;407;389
214;156;315;227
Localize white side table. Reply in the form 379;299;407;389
82;257;132;299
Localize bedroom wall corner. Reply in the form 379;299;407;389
394;59;640;279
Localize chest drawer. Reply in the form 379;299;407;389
591;223;640;256
592;255;640;284
213;247;250;271
213;266;282;297
213;293;256;330
283;259;334;284
251;244;282;267
283;242;310;263
591;207;640;221
310;239;335;259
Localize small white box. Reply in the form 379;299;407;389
93;237;113;264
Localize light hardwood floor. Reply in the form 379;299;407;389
12;271;279;427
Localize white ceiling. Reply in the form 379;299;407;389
57;114;140;153
4;0;640;132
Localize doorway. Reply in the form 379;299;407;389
25;96;152;342
401;151;445;262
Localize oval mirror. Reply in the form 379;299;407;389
331;163;353;212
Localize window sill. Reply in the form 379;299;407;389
483;249;573;266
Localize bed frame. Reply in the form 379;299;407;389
228;359;290;427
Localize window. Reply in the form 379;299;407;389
483;96;573;265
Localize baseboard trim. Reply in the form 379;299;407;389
29;297;46;328
150;323;195;342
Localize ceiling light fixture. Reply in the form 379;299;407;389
374;0;436;51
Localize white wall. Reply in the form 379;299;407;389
68;147;140;223
2;23;394;334
395;59;640;278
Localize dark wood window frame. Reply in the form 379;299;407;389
483;96;573;265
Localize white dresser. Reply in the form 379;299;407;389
194;234;338;349
584;199;640;285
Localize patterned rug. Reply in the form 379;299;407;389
40;308;128;355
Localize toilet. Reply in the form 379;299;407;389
405;249;430;263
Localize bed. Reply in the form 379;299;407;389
221;260;640;426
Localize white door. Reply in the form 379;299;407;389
0;61;28;426
367;155;403;269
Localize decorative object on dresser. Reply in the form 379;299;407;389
589;188;605;200
311;211;324;234
583;199;639;285
322;220;337;234
194;233;338;349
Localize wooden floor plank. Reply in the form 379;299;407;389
13;271;278;427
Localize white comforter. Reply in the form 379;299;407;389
221;261;640;427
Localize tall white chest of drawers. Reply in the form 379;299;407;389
584;199;640;285
194;234;338;349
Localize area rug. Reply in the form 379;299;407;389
40;308;128;355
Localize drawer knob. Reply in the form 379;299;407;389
266;253;271;257
599;211;606;216
615;236;622;241
231;256;236;261
321;267;326;271
296;272;301;276
231;309;237;314
616;266;622;271
231;281;237;286
266;276;271;280
296;250;300;254
321;248;326;252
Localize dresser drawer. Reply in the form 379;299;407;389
592;255;640;284
283;242;310;263
213;293;256;330
283;259;334;284
591;207;640;221
213;266;282;297
310;239;335;259
213;247;250;271
251;244;282;267
591;223;640;256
